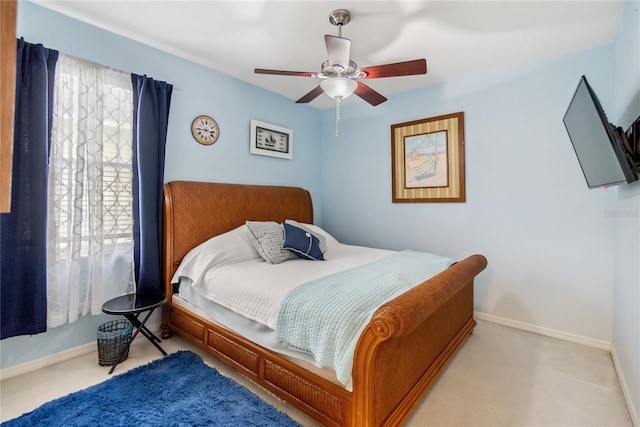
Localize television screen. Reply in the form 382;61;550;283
563;75;637;188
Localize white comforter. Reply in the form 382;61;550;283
171;224;394;329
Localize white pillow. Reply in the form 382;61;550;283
171;225;261;285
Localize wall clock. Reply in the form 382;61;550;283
191;115;219;145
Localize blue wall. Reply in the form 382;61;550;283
1;1;322;369
320;46;619;343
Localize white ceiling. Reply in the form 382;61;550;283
31;0;626;109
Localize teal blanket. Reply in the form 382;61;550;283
275;250;455;386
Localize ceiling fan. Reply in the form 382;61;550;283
254;9;428;107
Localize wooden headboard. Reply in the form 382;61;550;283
162;181;313;288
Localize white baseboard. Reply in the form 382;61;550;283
0;341;96;381
0;322;162;381
611;346;640;427
474;311;612;351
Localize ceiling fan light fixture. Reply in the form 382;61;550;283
255;8;427;108
321;77;357;100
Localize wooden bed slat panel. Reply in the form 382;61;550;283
168;309;205;343
208;329;260;375
264;360;347;426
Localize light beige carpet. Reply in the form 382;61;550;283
0;320;632;426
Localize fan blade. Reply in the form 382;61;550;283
354;81;387;106
255;68;314;77
296;85;324;104
325;35;351;69
361;59;427;79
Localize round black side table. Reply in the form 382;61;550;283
102;291;168;374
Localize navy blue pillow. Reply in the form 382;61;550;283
282;222;325;261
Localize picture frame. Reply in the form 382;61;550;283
391;112;465;203
250;119;293;160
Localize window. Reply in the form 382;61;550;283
47;54;135;327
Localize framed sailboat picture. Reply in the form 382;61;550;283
250;119;293;159
391;112;465;202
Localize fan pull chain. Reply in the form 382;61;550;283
335;96;342;136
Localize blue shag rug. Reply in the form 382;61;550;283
3;351;301;426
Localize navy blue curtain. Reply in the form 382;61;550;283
131;74;172;293
0;40;58;339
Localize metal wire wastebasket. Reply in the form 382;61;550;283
97;319;133;366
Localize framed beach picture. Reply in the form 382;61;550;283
391;112;465;203
250;120;293;159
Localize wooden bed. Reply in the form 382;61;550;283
161;180;487;426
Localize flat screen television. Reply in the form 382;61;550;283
563;75;638;188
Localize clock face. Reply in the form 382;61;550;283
191;115;219;145
255;126;289;153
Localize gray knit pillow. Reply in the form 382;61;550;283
246;221;297;264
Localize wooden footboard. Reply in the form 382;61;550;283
354;254;487;426
162;181;488;426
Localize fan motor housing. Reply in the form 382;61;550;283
318;60;366;79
